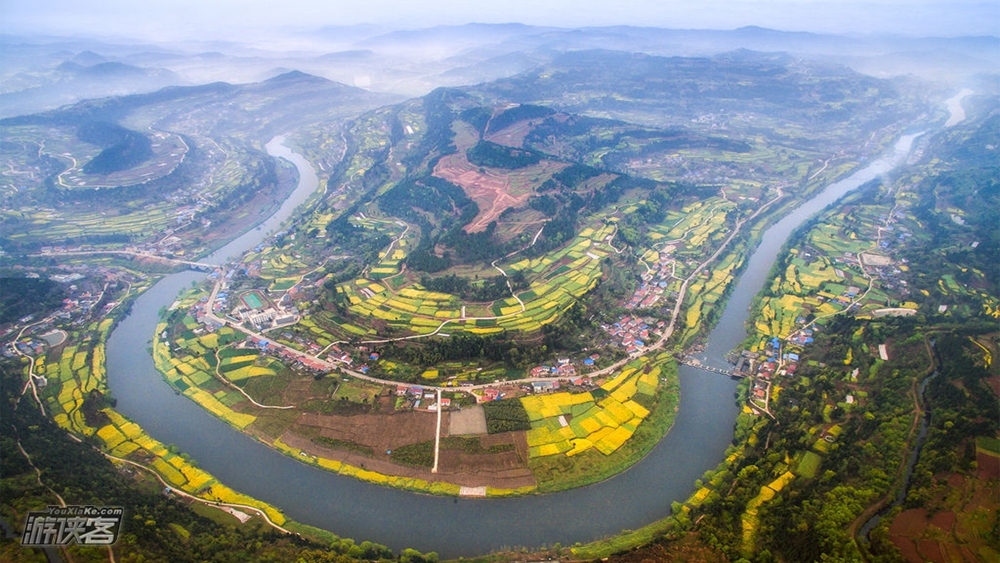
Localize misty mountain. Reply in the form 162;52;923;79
357;22;548;52
70;50;109;65
432;51;552;88
0;69;397;252
335;23;1000;86
311;48;929;275
0;51;183;118
54;60;175;79
2;69;395;143
469;49;921;150
312;24;391;45
3;24;993;116
315;50;378;63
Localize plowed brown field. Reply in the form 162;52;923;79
286;411;535;489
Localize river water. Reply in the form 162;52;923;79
107;132;920;557
944;89;974;127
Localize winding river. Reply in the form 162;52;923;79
107;132;921;557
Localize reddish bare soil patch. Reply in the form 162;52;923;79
977;451;1000;480
606;532;728;563
297;410;438;451
891;536;923;563
436;433;535;489
433;153;533;233
889;511;948;563
929;510;956;531
281;431;432;481
891;508;928;536
916;539;944;561
485;121;535;148
985;372;1000;397
889;472;999;563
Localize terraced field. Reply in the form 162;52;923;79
316;223;614;342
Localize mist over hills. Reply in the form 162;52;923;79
1;24;995;119
2;9;999;563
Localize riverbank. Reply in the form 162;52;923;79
6;274;296;534
150;275;686;496
98;123;924;557
101;140;736;556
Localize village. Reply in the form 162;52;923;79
32;180;912;433
1;264;142;365
173;263;619;416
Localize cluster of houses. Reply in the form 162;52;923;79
236;305;280;330
529;357;580;378
626;247;680;311
39;244;98;257
325;344;355;367
238;334;328;374
859;251;910;298
603;315;664;354
624;280;670;310
788;327;815;346
4;336;46;358
741;338;801;405
203;271;297;332
2;267;140;362
392;385;450;411
528;353;604;379
473;375;595;404
527;376;594;394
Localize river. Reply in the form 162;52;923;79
107;132;921;557
944;89;974;128
857;364;939;541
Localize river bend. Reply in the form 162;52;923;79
107;133;919;556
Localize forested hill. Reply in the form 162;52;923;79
0;71;391;138
0;71;396;253
904;111;1000;300
317;82;688;273
317;50;925;275
0;277;66;324
475;49;921;146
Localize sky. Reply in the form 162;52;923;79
2;0;997;42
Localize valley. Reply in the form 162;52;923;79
1;28;996;563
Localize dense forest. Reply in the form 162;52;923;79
485;104;555;135
465;140;542;169
0;276;66;324
905;113;1000;301
77;122;153;175
420;271;528;302
482;398;532;434
376;331;549;374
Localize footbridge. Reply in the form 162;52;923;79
678;358;744;378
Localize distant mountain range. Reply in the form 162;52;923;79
1;24;995;118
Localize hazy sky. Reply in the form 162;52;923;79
3;0;996;42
